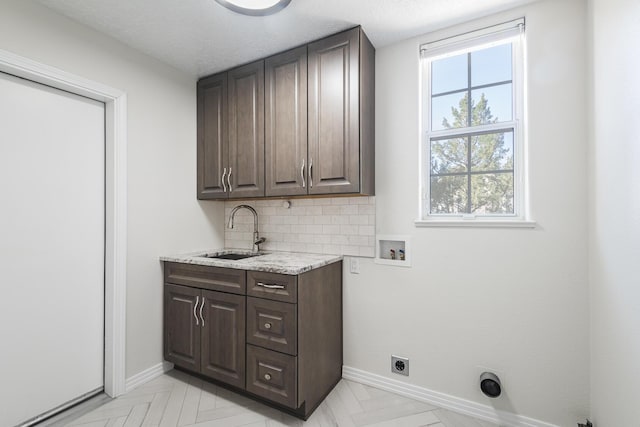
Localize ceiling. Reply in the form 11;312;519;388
37;0;536;77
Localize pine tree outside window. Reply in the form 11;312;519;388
418;19;533;227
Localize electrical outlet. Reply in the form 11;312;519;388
350;257;360;274
391;355;409;376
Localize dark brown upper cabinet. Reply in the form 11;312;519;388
197;73;228;199
197;60;265;200
265;46;308;197
198;27;374;200
307;27;375;196
228;60;265;198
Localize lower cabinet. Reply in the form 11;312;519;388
164;284;246;389
163;261;343;419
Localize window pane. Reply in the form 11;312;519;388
470;173;514;214
431;53;468;94
431;137;468;174
470;131;513;172
470;83;512;125
430;175;468;214
431;91;468;131
471;44;512;87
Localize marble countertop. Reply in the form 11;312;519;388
160;249;343;275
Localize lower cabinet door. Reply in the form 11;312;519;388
200;290;246;389
246;344;297;408
164;284;202;372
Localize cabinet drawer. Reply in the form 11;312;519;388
164;262;246;295
247;297;297;355
247;271;297;303
246;344;297;409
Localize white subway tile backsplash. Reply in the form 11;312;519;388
322;205;342;215
305;224;323;234
224;196;375;258
331;215;349;225
349;215;369;225
358;225;375;236
331;234;349;245
340;225;358;235
358;204;375;215
305;206;323;215
340;205;359;215
348;235;369;246
312;198;327;205
299;216;315;225
341;245;361;256
322;224;341;235
350;197;370;205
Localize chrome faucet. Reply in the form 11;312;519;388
227;204;266;252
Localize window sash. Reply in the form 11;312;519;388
420;19;525;222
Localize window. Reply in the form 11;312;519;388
419;19;530;226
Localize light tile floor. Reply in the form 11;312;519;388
42;370;498;427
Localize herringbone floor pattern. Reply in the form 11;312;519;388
46;370;497;427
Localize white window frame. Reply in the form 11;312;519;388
416;18;535;228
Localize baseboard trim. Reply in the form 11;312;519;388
342;366;558;427
125;362;174;393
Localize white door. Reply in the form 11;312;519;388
0;72;105;426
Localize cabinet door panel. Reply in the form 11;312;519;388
201;290;246;389
265;47;308;196
197;73;228;199
164;284;201;372
308;28;360;194
228;60;265;198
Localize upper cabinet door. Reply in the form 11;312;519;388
308;28;360;195
197;73;229;200
228;60;265;198
265;46;308;197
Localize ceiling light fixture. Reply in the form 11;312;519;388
215;0;291;16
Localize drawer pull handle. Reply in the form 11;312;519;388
221;168;227;193
264;322;272;329
199;297;205;327
256;282;285;290
264;373;272;381
193;296;199;326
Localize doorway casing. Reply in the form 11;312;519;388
0;48;127;397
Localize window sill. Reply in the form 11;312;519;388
414;219;537;229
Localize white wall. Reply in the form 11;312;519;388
0;0;225;379
343;0;589;425
589;0;640;425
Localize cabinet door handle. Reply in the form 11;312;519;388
227;167;233;192
301;158;306;188
256;282;285;290
221;168;227;193
309;158;313;188
193;296;200;326
199;297;205;327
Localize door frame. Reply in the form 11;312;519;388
0;49;127;397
